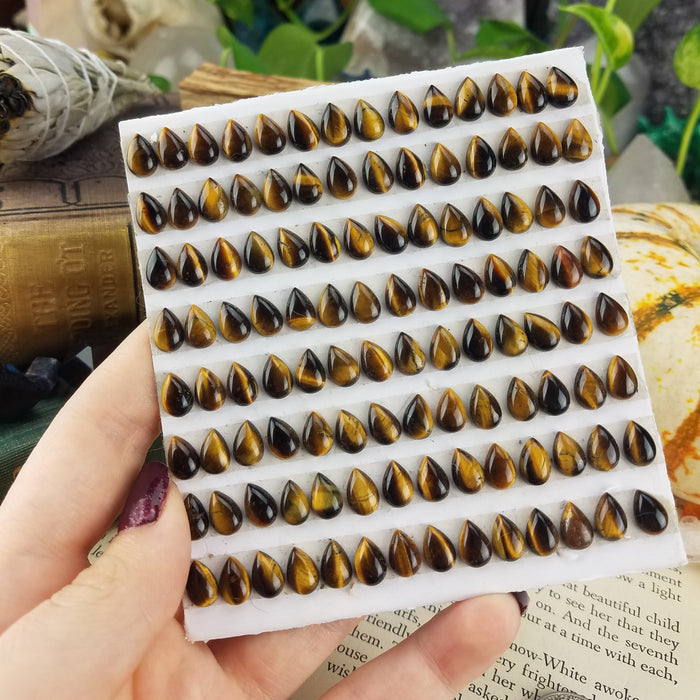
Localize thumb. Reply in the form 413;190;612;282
0;461;190;700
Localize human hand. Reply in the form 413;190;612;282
0;324;524;699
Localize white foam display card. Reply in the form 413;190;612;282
119;47;686;642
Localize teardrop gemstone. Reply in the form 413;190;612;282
574;365;607;409
302;411;334;456
327;345;360;386
157;126;188;168
186;561;217;606
419;269;450;310
465;135;496;178
254;114;286;154
562;118;593;161
293;164;323;204
469;385;502;429
535;185;566;227
459;520;492;567
519;438;551;485
594;493;627;540
633;491;668;534
287;110;319;151
211;237;241;280
230;174;262;215
523;312;561;351
318;284;348;327
262;169;292;211
498;127;528;170
146;247;176;289
127;134;157;176
321;540;353;588
423;525;456;571
560;502;594;549
436;388;467;432
395;147;426;189
354;537;387;585
455;76;485;120
327;156;357;199
495;314;528;356
526;509;559;556
184;494;208;540
310;222;341;262
277;228;309;268
430;325;460;370
385;274;416;316
484;254;515;296
538;370;570;415
167;435;200;479
547;67;578;107
136;193;166;233
501;191;533;233
195;368;226;411
507;376;538;421
311;473;344;518
220;302;251;343
517;71;547;113
354;99;385;140
280;480;310;525
287;548;319;595
473;198;503;240
407;204;438;247
569;180;600;222
209;490;242;535
267;417;300;459
344;218;374;259
152;308;184;352
388;90;419;133
587;424;620;471
560;302;592;344
189;123;218;165
484;443;516;489
285;287;316;330
531;122;562;165
168;188;198;229
199;178;229;221
185;305;216;347
439;203;471;246
222;119;252;161
362;151;394;193
383;461;414;507
232;421;264;465
403;394;434;439
178;243;208;286
580;236;613;278
423;84;453;126
607;355;638;399
492;514;525;560
595;293;629;335
389;530;421;577
518;249;549;292
486;73;517;115
251;551;285;598
320;103;351;146
452;449;484;493
295;349;326;393
430;143;462;185
462;318;492;361
394;332;426;375
361;340;394;382
245;484;278;527
553;431;586;476
262;354;293;398
351;281;381;323
417;456;450;501
347;468;380;515
335;410;368;453
227;359;258;404
551;245;583;288
623;421;657;466
375;214;408;253
452;264;484;305
250;295;283;336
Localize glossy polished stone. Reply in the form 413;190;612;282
519;438;551;485
553;431;586;476
262;169;292;212
526;508;559;555
455;76;485;120
336;409;368;453
403;394;433;439
318;284;348;327
327;345;360;386
624;421;657;466
277;228;309;268
500;193;534;235
458;520;491;567
296;349;326;393
187;561;217;606
382;460;414;507
560;502;594;549
498;127;528;170
262;354;293;398
267;416;300;459
518;249;549;293
167;435;200;479
569;180;600;222
161;373;192;416
157;126;188;169
385;274;416;316
423;84;453;126
127;134;157;176
531;121;562;165
462;318;492;362
395;147;426;189
327;156;357;199
423;525;456;571
469;385;502;429
607;355;638;399
355;537;387;586
439;203;471;246
524;312;560;351
178;244;208;287
587;424;619;471
492;514;525;560
368;402;401;443
250;295;283;336
231;174;262;215
430;326;460;370
146;247;176;289
189;123;218;165
288;110;319;151
507;376;538;421
430;143;462;185
245;484;278;527
407;204;438;248
227;362;258;405
581;236;613;278
473;198;504;241
285;287;316;330
252;551;285;598
560;302;592;344
484;443;516;489
184;494;208;540
389;530;421;577
199;178;229;222
417;456;450;501
633;491;668;534
219;556;250;605
344;219;374;259
153;308;184;352
486;73;517;115
562;118;593;161
211;237;241;280
465;135;496;179
419;269;450;310
535;185;566;227
321;103;351;146
310;221;341;262
280;480;310;525
484;254;515;296
538;370;570;415
302;411;334;456
232;421;264;466
452;449;484;493
347;468;380;515
551;245;583;288
311;473;343;518
168;188;198;229
362;151;394;194
574;365;607;409
287;547;319;595
547;67;578;108
200;428;229;472
495;314;528;356
255;114;286;154
517;71;547;113
394;332;426;375
293;164;323;204
452;265;484;305
222;119;252;162
209;490;242;535
594;493;627;540
351;281;381;323
375;215;408;254
595;293;629;335
354;99;385;140
136;193;166;233
436;387;467;432
388;90;419;133
321;540;353;588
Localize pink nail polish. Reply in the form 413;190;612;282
118;461;170;532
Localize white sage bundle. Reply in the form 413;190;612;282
0;29;160;166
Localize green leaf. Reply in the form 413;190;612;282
368;0;451;33
318;41;353;81
615;0;663;33
674;23;700;89
211;0;255;27
217;25;269;74
475;19;549;52
148;74;171;93
596;69;631;118
561;4;634;70
258;24;321;79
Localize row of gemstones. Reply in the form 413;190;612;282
185;490;668;606
128;67;582;178
134;143;597;234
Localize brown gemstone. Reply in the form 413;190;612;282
362;151;394;194
518;250;549;293
344;219;374;259
311;473;343;518
403;394;434;439
595;293;629;335
486;73;517;115
231;174;262;215
210;237;241;280
439;203;471;246
417;456;450;501
547;67;578;108
200;428;229;472
492;514;525;560
185;305;216;347
321;540;353;588
423;525;456;571
375;215;408;254
245;484;278;527
287;548;319;595
560;302;592;344
189;123;218;165
389;530;421;577
455;76;485;120
382;461;414;507
633;491;668;534
262;354;293;398
168;188;198;229
232;420;264;465
495;314;528;356
168;435;200;479
459;521;491;567
535;185;566;227
587;424;620;471
553;432;586;476
255;114;286;154
293;164;323;204
209;490;242;535
276;228;309;269
219;556;251;605
396;147;426;189
199;178;229;222
462;318;492;361
287;110;319;151
624;421;657;466
250;295;283;336
594;493;627;540
484;443;516;489
262;169;292;212
354;99;385;140
526;509;559;556
498;127;528;170
251;551;285;598
531;122;562;165
354;537;387;586
186;561;217;606
519;438;551;485
220;303;251;344
561;502;594;549
517;71;547;113
452;449;484;493
473;199;504;241
285;287;316;331
318;284;348;327
310;222;341;262
501;191;533;233
327;156;357;199
296;349;326;393
267;417;300;459
452;264;484;305
430;142;462;185
152;308;184;352
368;403;401;443
347;468;380;515
484;253;515;295
551;245;583;288
178;243;208;286
157;126;188;169
146;247;176;289
335;410;367;453
469;385;502;429
184;494;208;540
569;180;600;222
222;119;252;162
394;332;426;375
127;134;157;176
320;103;351;146
538;370;570;415
280;480;310;525
419;269;450;310
423;84;453;126
327;345;360;386
388;90;419;133
351;281;381;323
407;204;438;247
430;325;460;370
507;376;538;421
436;388;467;432
302;411;333;456
524;312;561;351
465;135;496;178
562;118;593;161
386;274;416;316
607;355;638;399
136;192;166;233
580;236;613;278
574;365;607;409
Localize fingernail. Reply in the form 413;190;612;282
511;590;530;615
118;461;170;532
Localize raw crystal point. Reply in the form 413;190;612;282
280;480;310;525
492;514;525;561
219;556;250;605
222;119;252;161
227;362;258;406
547;67;578;108
394;332;426;375
127;134;157;176
587;424;620;471
232;420;264;466
486;73;517;116
220;302;251;342
484;254;515;296
254;114;286;154
320;103;351;146
262;354;292;399
287;110;319;151
388;90;419;133
606;355;638;399
580;236;613;278
385;274;417;316
417;456;450;501
419;269;451;310
335;409;368;453
184;494;208;540
569;180;600;223
251;551;285;598
277;228;309;268
361;340;393;381
574;365;607;409
495;314;528;356
161;373;192;417
267;416;300;459
362;151;394;193
429;326;460;370
535;185;566;227
374;214;408;254
459;520;491;567
293;164;323;204
230;174;262;215
402;394;434;439
262;169;292;212
186;561;217;607
167;435;200;479
311;473;344;519
209;491;242;535
595;293;629;335
439;203;471;246
537;370;570;415
430;143;462;185
523;312;560;351
200;428;229;473
327;156;357;199
452;264;484;305
327;345;360;386
318;284;349;327
519;438;551;485
354;99;385;140
498;127;528;170
423;84;453;127
344;219;374;259
368;403;401;444
436;387;467;432
168;188;197;229
517;71;547;113
506;376;538;421
465;135;496;179
287;547;319;595
560;302;592;344
526;509;559;556
423;525;456;571
531;122;562;165
382;461;414;507
562;118;593;161
633;491;668;534
551;245;583;289
211;237;241;279
285;287;316;331
623;421;657;466
194;368;226;411
178;243;208;286
152;308;184;352
484;443;516;489
245;484;278;527
250;295;283;336
395;147;426;189
136;192;166;233
501;191;533;233
517;249;549;293
553;431;586;477
560;502;594;549
295;349;326;393
389;530;421;577
354;537;387;586
157;126;188;169
469;385;502;429
351;281;381;323
347;468;380;515
321;540;353;588
189;123;218;165
455;76;485;121
310;221;341;262
594;493;627;540
302;411;333;456
146;247;176;289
